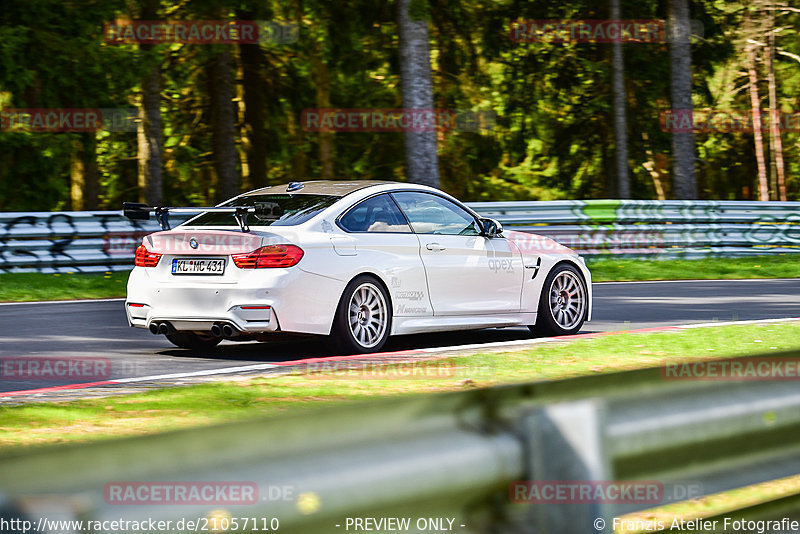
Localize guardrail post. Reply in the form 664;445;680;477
519;400;613;534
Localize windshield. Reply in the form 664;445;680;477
184;194;340;227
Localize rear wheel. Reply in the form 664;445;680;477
328;275;391;354
166;332;222;351
529;263;587;337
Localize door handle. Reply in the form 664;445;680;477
425;243;446;251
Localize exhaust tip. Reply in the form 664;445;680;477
158;323;171;335
148;323;160;335
221;324;234;338
210;323;222;337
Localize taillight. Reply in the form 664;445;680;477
232;245;304;269
135;245;162;267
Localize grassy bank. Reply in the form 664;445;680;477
4;322;800;532
0;271;129;302
588;254;800;282
2;321;798;449
1;255;798;302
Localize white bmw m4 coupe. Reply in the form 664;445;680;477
124;181;592;353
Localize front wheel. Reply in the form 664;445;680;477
166;332;222;351
529;263;588;337
328;276;391;354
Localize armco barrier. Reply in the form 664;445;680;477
471;199;800;259
3;350;800;533
1;200;799;272
0;211;191;273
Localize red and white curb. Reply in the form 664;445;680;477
2;316;799;399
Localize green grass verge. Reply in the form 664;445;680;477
0;271;129;302
619;474;800;533
2;322;799;449
1;255;798;303
588;254;800;282
3;322;800;531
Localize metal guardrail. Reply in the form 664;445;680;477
472;199;800;259
0;211;191;273
1;200;799;272
2;351;800;533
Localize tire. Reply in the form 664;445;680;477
165;332;222;351
529;263;588;337
328;275;392;354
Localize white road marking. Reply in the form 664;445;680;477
2;317;799;399
595;278;800;285
677;317;800;329
112;363;280;383
0;298;125;306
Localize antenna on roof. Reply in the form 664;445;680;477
287;182;304;192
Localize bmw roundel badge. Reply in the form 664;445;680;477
189;238;199;249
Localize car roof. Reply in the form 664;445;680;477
241;180;400;198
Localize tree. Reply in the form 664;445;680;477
137;0;163;206
237;4;269;189
744;10;769;201
70;133;99;210
746;43;769;201
209;45;240;201
397;0;439;188
610;0;630;198
311;38;335;180
2;0;799;210
765;5;786;201
668;0;698;199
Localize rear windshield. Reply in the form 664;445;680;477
184;194;339;227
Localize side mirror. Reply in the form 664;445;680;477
480;217;503;238
123;202;151;221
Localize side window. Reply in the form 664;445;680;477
391;192;480;236
339;194;412;233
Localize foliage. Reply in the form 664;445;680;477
1;0;799;209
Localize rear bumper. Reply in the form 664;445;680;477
127;303;280;334
125;265;344;335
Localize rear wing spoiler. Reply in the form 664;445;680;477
122;203;257;232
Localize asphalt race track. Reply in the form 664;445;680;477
1;278;799;396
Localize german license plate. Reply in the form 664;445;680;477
171;258;225;275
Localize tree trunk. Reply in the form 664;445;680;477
287;109;307;179
235;50;251;190
209;47;240;201
69;134;99;210
137;0;162;206
746;43;769;201
312;41;334;180
610;0;630;198
237;18;268;189
397;0;440;188
766;10;787;201
641;132;667;200
83;133;99;209
668;0;698;199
